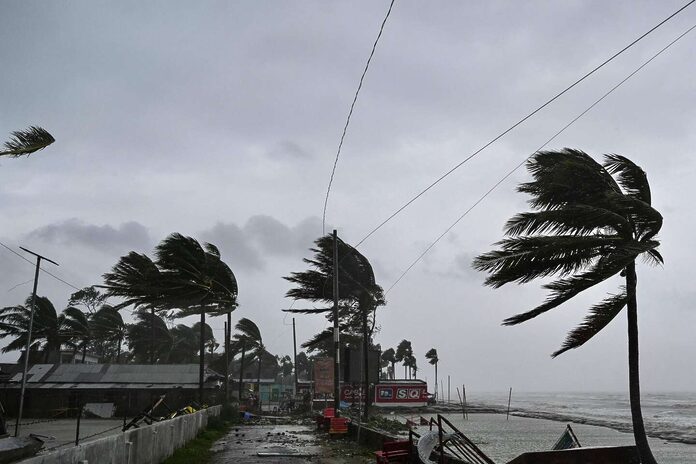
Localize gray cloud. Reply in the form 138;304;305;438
25;219;152;254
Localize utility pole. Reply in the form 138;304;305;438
292;318;298;397
15;247;58;437
332;230;340;412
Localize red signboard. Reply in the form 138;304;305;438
374;384;428;404
313;357;334;394
340;385;366;402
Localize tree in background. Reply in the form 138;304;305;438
125;310;172;363
233;318;264;406
394;340;412;379
295;351;311;380
284;234;384;419
62;306;91;362
0;296;67;363
474;149;662;464
425;348;439;400
90;305;126;363
382;348;396;380
1;126;54;158
68;286;108;315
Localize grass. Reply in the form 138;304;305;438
161;405;241;464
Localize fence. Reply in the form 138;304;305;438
20;405;221;464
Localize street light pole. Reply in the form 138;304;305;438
14;247;58;437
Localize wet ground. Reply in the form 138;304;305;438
210;424;373;464
10;418;125;452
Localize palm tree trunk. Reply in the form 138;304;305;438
117;337;122;364
435;362;438;402
199;310;205;406
626;261;657;464
238;342;246;403
390;361;395;380
256;352;262;411
362;299;370;421
225;312;231;404
150;307;155;364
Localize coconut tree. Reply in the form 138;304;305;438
394;340;412;379
155;233;238;404
284;234;384;419
382;348;396;379
125;310;172;363
425;348;439;400
168;324;200;363
90;305;126;363
62;306;91;362
1;126;54;158
233;318;264;407
473;149;662;464
0;296;67;363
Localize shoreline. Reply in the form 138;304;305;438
379;402;696;446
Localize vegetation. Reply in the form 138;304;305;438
1;126;55;158
284;234;384;419
394;340;413;379
473;149;661;464
381;347;396;379
425;348;439;400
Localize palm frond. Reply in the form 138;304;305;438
504;206;630;237
234;318;262;344
603;154;651;205
282;307;333;314
552;290;627;357
1;126;55;157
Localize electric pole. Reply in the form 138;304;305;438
332;230;340;412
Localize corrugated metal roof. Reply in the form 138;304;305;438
7;364;219;387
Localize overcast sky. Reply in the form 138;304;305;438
1;1;695;393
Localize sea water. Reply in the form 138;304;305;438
430;391;696;463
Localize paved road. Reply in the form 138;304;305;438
210;424;372;464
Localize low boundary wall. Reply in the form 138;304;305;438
21;405;222;464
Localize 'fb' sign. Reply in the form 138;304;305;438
375;384;427;404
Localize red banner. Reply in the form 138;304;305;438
313;357;334;394
374;384;428;404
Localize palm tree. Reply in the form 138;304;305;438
1;126;54;158
125;310;172;363
425;348;439;401
155;233;238;404
62;306;91;362
394;340;412;379
284;234;384;419
90;305;126;363
0;296;67;363
382;348;396;379
473;149;661;464
192;322;217;354
233;318;264;408
168;325;200;363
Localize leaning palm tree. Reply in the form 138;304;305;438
473;149;661;464
394;339;412;379
63;306;91;362
382;348;396;380
90;305;126;363
284;234;384;419
0;296;66;363
425;348;439;401
1;126;55;158
155;233;238;404
125;310;173;363
233;318;264;407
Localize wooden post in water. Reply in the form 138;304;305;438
463;384;468;419
506;387;512;421
456;387;464;420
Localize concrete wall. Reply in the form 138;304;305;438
20;405;222;464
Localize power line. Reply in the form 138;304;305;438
385;22;696;295
355;0;696;248
0;240;81;291
322;0;397;234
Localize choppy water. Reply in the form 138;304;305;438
470;391;696;445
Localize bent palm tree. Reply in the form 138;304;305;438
63;306;91;362
90;305;126;363
126;310;172;363
1;126;55;158
233;318;264;407
425;348;439;400
473;149;661;464
382;348;396;379
0;296;67;362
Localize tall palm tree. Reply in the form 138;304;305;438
425;348;439;400
0;296;66;363
168;325;200;363
1;126;54;158
382;348;396;380
155;233;238;404
394;340;412;379
233;318;263;407
284;234;384;419
473;149;661;464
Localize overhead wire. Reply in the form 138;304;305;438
322;0;397;234
385;21;696;295
354;0;696;248
0;240;81;291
